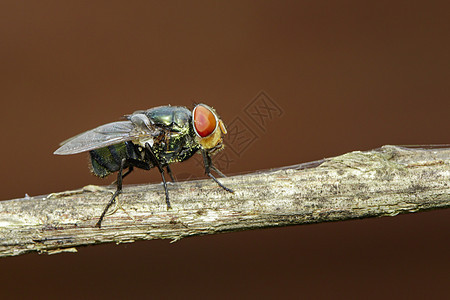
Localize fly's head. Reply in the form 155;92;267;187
192;104;227;155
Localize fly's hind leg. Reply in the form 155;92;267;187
96;158;152;228
145;142;172;209
111;166;134;185
96;158;127;228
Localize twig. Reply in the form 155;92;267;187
0;145;449;258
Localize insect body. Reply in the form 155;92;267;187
54;104;233;227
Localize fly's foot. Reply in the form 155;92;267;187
208;173;234;193
221;185;234;193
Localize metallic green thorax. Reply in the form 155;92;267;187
142;106;200;165
90;106;200;177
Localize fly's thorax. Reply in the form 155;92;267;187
141;106;196;164
151;133;195;165
145;105;192;133
132;137;155;149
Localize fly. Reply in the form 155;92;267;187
54;104;233;227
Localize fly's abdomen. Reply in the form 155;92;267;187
89;142;138;177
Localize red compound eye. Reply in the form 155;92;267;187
193;105;217;137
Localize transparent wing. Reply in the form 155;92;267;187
54;121;159;155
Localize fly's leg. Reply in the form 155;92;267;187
96;159;151;228
145;143;172;209
207;172;234;193
111;166;134;185
202;150;234;193
210;165;227;178
121;166;134;180
166;165;176;182
96;158;127;228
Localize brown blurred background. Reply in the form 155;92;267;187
0;1;449;299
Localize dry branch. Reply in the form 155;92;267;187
1;145;449;257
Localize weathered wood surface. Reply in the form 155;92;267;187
0;145;449;257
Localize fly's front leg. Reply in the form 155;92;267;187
210;165;227;178
202;150;234;193
145;143;172;209
96;158;127;228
